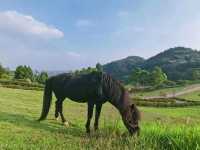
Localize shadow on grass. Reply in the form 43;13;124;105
0;111;132;139
0;111;85;137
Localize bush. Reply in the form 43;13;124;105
176;80;190;86
133;97;200;107
0;84;43;91
36;72;48;84
0;64;9;79
0;79;44;91
0;74;10;80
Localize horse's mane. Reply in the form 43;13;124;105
101;73;125;102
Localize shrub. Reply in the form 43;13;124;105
0;79;44;91
133;97;200;107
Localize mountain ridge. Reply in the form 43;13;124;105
103;47;200;81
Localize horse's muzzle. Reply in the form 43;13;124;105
129;126;140;136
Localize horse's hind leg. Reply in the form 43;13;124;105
94;103;102;131
58;100;69;127
85;102;94;133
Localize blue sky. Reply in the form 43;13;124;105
0;0;200;71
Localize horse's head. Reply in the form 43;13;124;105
122;103;140;135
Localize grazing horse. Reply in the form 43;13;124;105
38;71;140;135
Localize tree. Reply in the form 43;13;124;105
37;71;48;84
129;68;151;86
0;64;9;79
150;66;167;86
14;65;33;81
129;68;142;85
76;67;97;75
139;70;151;86
129;67;168;86
192;69;200;80
96;63;103;72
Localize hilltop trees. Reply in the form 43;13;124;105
74;67;96;75
74;63;103;75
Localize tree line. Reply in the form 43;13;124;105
14;65;48;84
1;62;199;87
0;64;48;84
0;63;103;85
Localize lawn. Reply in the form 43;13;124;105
0;87;200;149
133;84;200;101
178;90;200;101
133;86;184;98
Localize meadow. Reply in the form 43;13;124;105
179;90;200;101
0;87;200;149
134;83;200;100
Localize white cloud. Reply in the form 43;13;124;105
75;19;94;27
0;11;64;39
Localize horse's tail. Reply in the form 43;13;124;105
38;78;53;121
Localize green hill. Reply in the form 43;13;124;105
103;47;200;81
142;47;200;80
103;56;145;81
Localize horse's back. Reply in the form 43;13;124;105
50;72;103;102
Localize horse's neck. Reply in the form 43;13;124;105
109;91;130;115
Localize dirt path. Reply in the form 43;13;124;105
143;84;200;99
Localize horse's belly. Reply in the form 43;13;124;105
68;97;88;103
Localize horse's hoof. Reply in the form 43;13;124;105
55;117;59;121
86;129;90;134
86;131;91;136
94;127;99;131
64;121;70;127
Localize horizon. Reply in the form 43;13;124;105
5;46;198;72
0;0;200;71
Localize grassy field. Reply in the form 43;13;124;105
0;87;200;149
179;90;200;101
134;84;200;99
133;86;184;98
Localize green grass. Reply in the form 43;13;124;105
1;87;200;149
133;86;184;98
178;90;200;101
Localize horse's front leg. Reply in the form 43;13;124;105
94;103;102;131
85;102;94;133
55;100;59;121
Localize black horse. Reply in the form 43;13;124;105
38;71;140;135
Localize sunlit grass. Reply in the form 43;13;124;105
0;87;200;149
179;90;200;101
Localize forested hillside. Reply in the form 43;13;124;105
103;56;145;81
103;47;200;81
